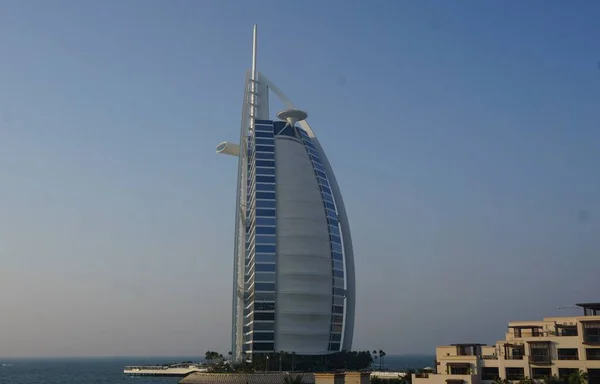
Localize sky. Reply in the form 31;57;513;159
0;0;599;358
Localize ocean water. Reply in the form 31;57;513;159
0;355;435;384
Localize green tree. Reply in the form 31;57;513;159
542;375;564;384
283;374;304;384
370;377;384;384
493;378;510;384
518;377;534;384
568;370;588;384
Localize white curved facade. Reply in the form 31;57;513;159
275;136;332;353
217;26;355;360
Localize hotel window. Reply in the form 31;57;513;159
532;368;551;379
557;348;578;360
506;368;525;381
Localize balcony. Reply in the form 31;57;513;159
529;355;552;365
505;355;524;360
481;355;498;360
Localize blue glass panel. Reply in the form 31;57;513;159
333;269;344;278
254;302;275;311
255;253;276;263
326;209;337;218
333;260;344;270
255;264;276;272
255;273;276;283
255;235;276;244
304;140;315;149
255;283;276;292
253;332;274;341
256;192;276;200
333;297;344;307
252;342;274;351
256;217;276;226
324;201;336;211
333;278;344;288
256;164;275;172
321;185;332;195
256;244;276;253
327;217;338;226
255;120;273;125
255;125;273;132
316;169;327;179
256;175;275;184
332;314;343;323
256;226;276;235
330;333;341;342
255;131;274;138
256;200;276;209
255;138;274;145
255;293;276;302
333;288;345;296
331;242;342;253
307;146;318;156
255;145;274;153
332;306;344;314
256;209;276;217
256;183;275;192
254;322;275;331
256;152;274;160
329;343;341;351
322;193;334;203
330;234;342;244
329;225;340;237
318;177;330;188
313;161;325;172
331;323;343;332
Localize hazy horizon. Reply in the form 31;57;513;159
1;0;599;358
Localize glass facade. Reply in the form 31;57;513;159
243;120;277;354
239;119;348;355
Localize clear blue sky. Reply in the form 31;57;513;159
1;0;599;357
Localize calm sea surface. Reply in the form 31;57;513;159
0;355;435;384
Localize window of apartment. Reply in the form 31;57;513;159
584;323;600;343
529;342;551;363
481;367;499;380
558;325;578;336
586;348;600;360
532;368;552;379
448;365;470;375
506;368;525;381
557;348;578;360
559;368;578;381
514;329;522;338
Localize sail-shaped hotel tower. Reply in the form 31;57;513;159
217;26;355;360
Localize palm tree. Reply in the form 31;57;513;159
542;375;564;384
568;370;588;384
283;373;304;384
378;350;386;370
493;378;510;384
518;377;535;384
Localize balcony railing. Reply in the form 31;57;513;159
530;355;552;364
481;355;498;360
505;355;524;360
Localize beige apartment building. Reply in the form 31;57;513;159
413;303;600;384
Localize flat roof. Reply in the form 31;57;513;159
450;343;487;347
577;303;600;310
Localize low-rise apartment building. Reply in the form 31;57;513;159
413;303;600;384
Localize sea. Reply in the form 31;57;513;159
0;355;435;384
